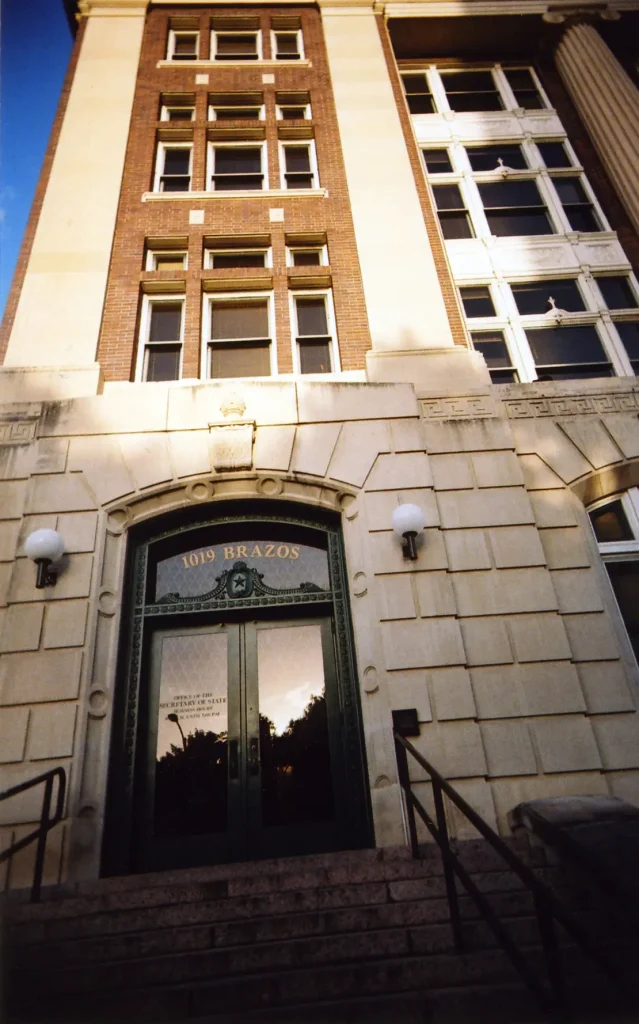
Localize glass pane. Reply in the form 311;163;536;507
146;345;180;382
606;562;639;661
513;91;544;109
217;34;257;56
490;368;519;384
479;180;543;208
275;33;298;55
460;286;495;317
553;177;588;204
292;251;321;266
433;184;465;210
505;68;536;90
156;539;330;601
258;624;334;827
214;107;261;120
285;147;311;172
526;325;606;365
471;330;511;367
163;149;190;174
616;322;639;364
154;255;186;270
403;75;428;94
423;149;453;173
439;212;473;240
590;500;633;543
211;301;268;340
280;106;307;119
565;207;600;232
214;176;263;191
154;632;228;837
407;94;434;114
167;109;194;121
149;304;181;342
299;340;331;373
212;252;266;268
467;145;527;171
538;142;571;168
597;278;638;310
486;210;552;236
215;148;261;174
512;280;585;315
442;70;495;92
174;35;197;57
447;93;503;112
210;342;271;378
161;177;190;192
297;297;328;336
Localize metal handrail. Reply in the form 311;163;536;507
394;732;630;1019
0;766;66;902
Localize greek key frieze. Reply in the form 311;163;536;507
504;392;639;418
420;396;499;419
0;420;38;445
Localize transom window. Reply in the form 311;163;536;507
596;277;638;310
206;296;273;378
138;298;184;382
401;65;549;117
422;149;453;174
292;292;336;374
401;74;435;114
208;144;266;191
504;68;545;109
160;104;195;123
440;70;503;112
477;180;552;237
209;93;264;120
276;92;311;120
537;142;572;168
205;248;270;270
147;251;188;272
154;144;192;192
287;246;328;267
212;31;261;61
511;279;585;315
466;144;527;172
167;30;198;61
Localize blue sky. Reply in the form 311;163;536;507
0;0;73;318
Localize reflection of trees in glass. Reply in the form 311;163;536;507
154;728;228;837
260;694;334;827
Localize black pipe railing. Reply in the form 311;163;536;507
394;732;630;1019
0;766;66;902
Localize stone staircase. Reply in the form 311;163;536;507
0;842;631;1024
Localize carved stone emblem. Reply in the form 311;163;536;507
219;392;247;419
226;561;254;598
209;421;255;471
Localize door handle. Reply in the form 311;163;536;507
249;736;260;775
229;739;239;780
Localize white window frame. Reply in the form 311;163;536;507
210;29;263;62
276;101;312;121
286;244;328;268
589;489;639;559
202;291;277;379
207;141;268;192
208;102;265;121
153;142;192;193
279;140;319;191
289;289;340;376
146;250;188;271
136;295;185;383
160;105;195;123
167;30;199;62
204;247;272;270
593;273;639;313
270;28;304;61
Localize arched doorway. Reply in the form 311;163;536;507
103;501;372;874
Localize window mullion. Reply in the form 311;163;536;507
508;321;537;382
464;174;491;238
602;317;635;376
428;67;450;114
492;65;518;111
537;172;571;234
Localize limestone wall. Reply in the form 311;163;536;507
1;375;639;888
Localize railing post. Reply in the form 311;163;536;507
533;889;567;1019
31;773;53;903
432;779;465;953
395;737;419;858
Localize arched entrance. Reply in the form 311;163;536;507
103;500;372;875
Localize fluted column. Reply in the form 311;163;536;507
554;19;639;235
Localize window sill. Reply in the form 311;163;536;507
142;188;328;201
157;59;312;69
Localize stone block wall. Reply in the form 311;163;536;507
1;374;639;888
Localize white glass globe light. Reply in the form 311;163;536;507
392;504;425;538
24;529;65;564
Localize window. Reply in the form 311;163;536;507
148;251;188;271
208;144;265;191
615;323;639;373
292;293;336;374
206;248;269;269
422;149;452;174
432;184;473;240
287;246;327;267
206;297;273;378
460;286;495;318
471;331;518;383
209;94;264;120
596;277;638;310
511;279;585;315
504;68;545;109
281;143;318;190
272;30;302;60
525;325;611;379
167;31;198;61
440;70;503;112
276;93;311;120
139;299;183;382
589;490;639;663
160;105;195;123
537;142;572;168
154;144;192;192
212;31;261;61
466;144;527;172
553;178;601;232
401;74;434;114
478;180;552;236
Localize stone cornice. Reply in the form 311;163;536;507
77;0;146;15
378;0;636;16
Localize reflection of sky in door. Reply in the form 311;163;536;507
156;633;228;758
257;624;325;735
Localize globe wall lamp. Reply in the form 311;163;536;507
24;529;65;589
392;504;426;561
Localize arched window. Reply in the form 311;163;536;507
589;489;639;661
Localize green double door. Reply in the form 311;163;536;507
136;616;346;870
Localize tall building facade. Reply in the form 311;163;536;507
2;0;639;894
